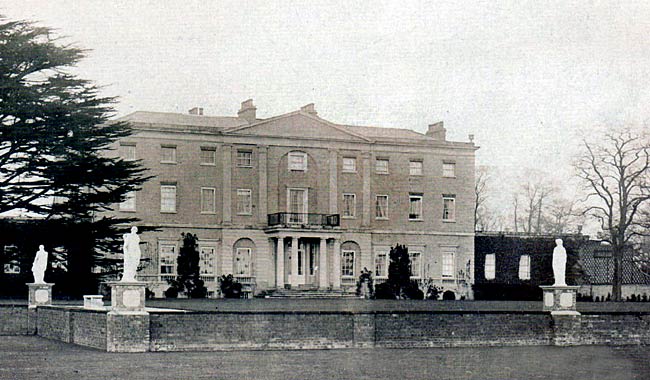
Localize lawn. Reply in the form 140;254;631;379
0;336;648;380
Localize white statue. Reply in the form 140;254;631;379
552;239;567;286
121;226;141;282
31;245;48;284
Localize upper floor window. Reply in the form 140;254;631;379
160;244;177;274
519;255;531;280
342;157;357;172
119;191;136;212
443;162;456;178
409;251;422;278
199;246;216;275
342;193;356;218
160;185;177;213
201;187;216;214
485;254;496;280
161;145;177;164
200;147;216;165
237;150;252;167
374;250;388;278
409;194;423;221
375;158;389;174
442;195;456;221
375;195;388;219
120;143;136;161
442;251;454;278
236;189;252;215
409;160;423;176
288;151;307;171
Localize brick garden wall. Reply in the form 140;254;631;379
149;312;354;351
0;305;29;335
22;306;650;352
70;310;107;350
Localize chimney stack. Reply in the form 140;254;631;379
238;99;257;123
188;107;204;116
426;121;446;140
300;103;317;116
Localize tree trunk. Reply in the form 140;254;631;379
612;247;623;301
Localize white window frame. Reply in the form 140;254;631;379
409;194;423;221
199;245;216;275
374;249;389;278
485;254;496;280
341;250;355;278
442;251;454;279
519;255;531;280
443;162;456;178
375;194;389;220
287;188;308;223
342;157;357;173
288;151;308;171
236;150;253;167
120;143;136;161
160;185;177;213
442;195;456;222
119;191;136;212
375;158;389;174
200;147;216;166
236;189;252;215
161;145;177;164
200;187;216;214
234;247;252;276
409;160;423;176
409;251;422;279
342;193;356;218
159;243;177;275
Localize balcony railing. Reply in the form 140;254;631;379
267;212;340;228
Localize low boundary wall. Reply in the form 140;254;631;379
11;305;650;352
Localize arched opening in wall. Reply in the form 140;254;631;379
341;241;360;286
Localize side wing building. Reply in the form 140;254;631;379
107;100;477;298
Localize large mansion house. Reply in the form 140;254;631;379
108;100;477;298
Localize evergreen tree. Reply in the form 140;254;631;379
387;244;412;298
170;233;207;298
0;18;149;296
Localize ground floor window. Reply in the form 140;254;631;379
519;255;531;280
442;251;454;278
235;247;252;276
341;250;355;277
374;250;388;277
409;251;422;278
160;244;177;274
199;246;216;275
485;254;496;280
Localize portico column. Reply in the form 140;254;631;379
319;238;328;289
291;236;298;286
276;237;285;289
332;239;341;289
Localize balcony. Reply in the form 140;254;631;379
267;213;340;228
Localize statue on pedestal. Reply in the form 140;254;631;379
552;239;567;286
31;245;48;284
121;226;141;282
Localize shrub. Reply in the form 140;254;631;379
403;281;424;300
374;282;396;299
426;284;443;300
442;290;456;300
218;274;243;299
164;287;178;298
356;267;374;298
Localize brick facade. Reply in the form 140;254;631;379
104;101;478;298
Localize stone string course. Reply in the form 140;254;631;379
3;305;650;352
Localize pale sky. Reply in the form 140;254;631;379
4;0;650;178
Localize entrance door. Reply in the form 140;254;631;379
287;188;308;224
295;248;306;285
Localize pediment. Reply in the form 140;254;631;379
225;112;370;142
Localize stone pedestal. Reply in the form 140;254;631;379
106;281;146;313
105;281;149;352
540;285;580;315
27;283;53;309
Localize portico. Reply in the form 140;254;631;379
269;231;342;290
